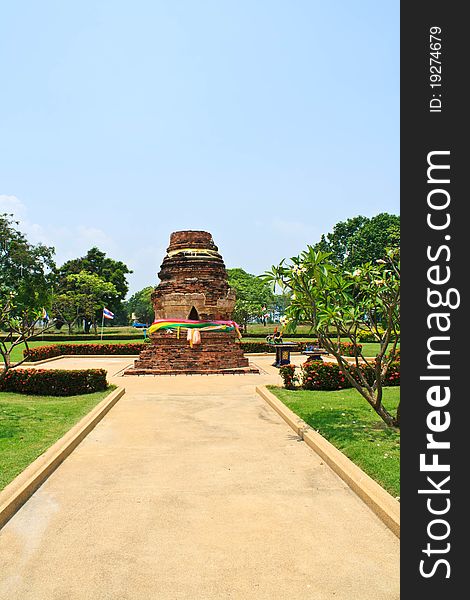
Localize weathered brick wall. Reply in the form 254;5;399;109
151;230;236;321
127;230;258;374
168;230;218;251
132;331;252;374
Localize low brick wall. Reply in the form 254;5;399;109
132;331;250;372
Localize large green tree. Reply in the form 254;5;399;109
51;292;81;334
125;286;154;324
227;268;275;333
56;247;132;324
60;271;119;333
315;213;400;268
1;214;56;378
1;214;55;312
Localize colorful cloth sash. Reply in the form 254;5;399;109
148;319;242;346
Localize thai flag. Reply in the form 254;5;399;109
103;307;115;320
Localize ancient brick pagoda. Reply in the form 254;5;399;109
126;231;258;375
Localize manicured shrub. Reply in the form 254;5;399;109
27;341;306;359
25;345;63;361
33;334;144;341
279;364;297;389
27;341;294;360
387;348;400;361
357;329;400;343
239;341;270;353
0;368;108;396
335;341;363;357
384;361;400;386
242;332;339;339
1;334;145;343
24;339;363;361
301;361;350;391
25;343;145;361
241;341;315;353
297;359;400;391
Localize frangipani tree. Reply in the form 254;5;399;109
0;291;55;381
263;247;400;428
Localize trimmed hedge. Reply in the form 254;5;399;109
242;340;361;356
385;361;400;386
241;341;290;353
300;360;400;391
356;330;401;343
27;341;284;359
0;368;108;396
1;334;145;342
301;361;349;391
335;342;363;357
25;343;146;362
24;340;364;361
25;341;304;360
243;332;318;339
279;364;297;389
243;332;358;339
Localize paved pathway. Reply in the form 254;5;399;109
0;356;399;599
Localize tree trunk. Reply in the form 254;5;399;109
373;400;399;428
321;337;400;429
0;366;8;383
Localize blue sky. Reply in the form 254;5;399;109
0;0;399;295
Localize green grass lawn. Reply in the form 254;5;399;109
0;387;115;490
0;326;144;336
268;386;400;498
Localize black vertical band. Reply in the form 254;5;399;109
401;2;467;596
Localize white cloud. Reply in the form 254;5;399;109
0;194;27;219
0;194;118;265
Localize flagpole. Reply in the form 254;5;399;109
100;306;105;341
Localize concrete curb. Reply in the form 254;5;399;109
21;355;138;366
0;386;125;531
20;355;66;366
256;385;400;538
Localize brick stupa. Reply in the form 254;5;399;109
125;231;258;375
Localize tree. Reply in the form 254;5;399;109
1;214;56;380
62;271;119;333
272;292;292;320
0;294;55;380
315;213;400;268
125;286;154;324
51;292;81;334
1;214;55;312
227;269;275;333
56;247;132;321
264;247;400;428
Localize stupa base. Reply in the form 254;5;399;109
124;330;258;375
123;365;260;376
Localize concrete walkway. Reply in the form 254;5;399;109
0;356;399;599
